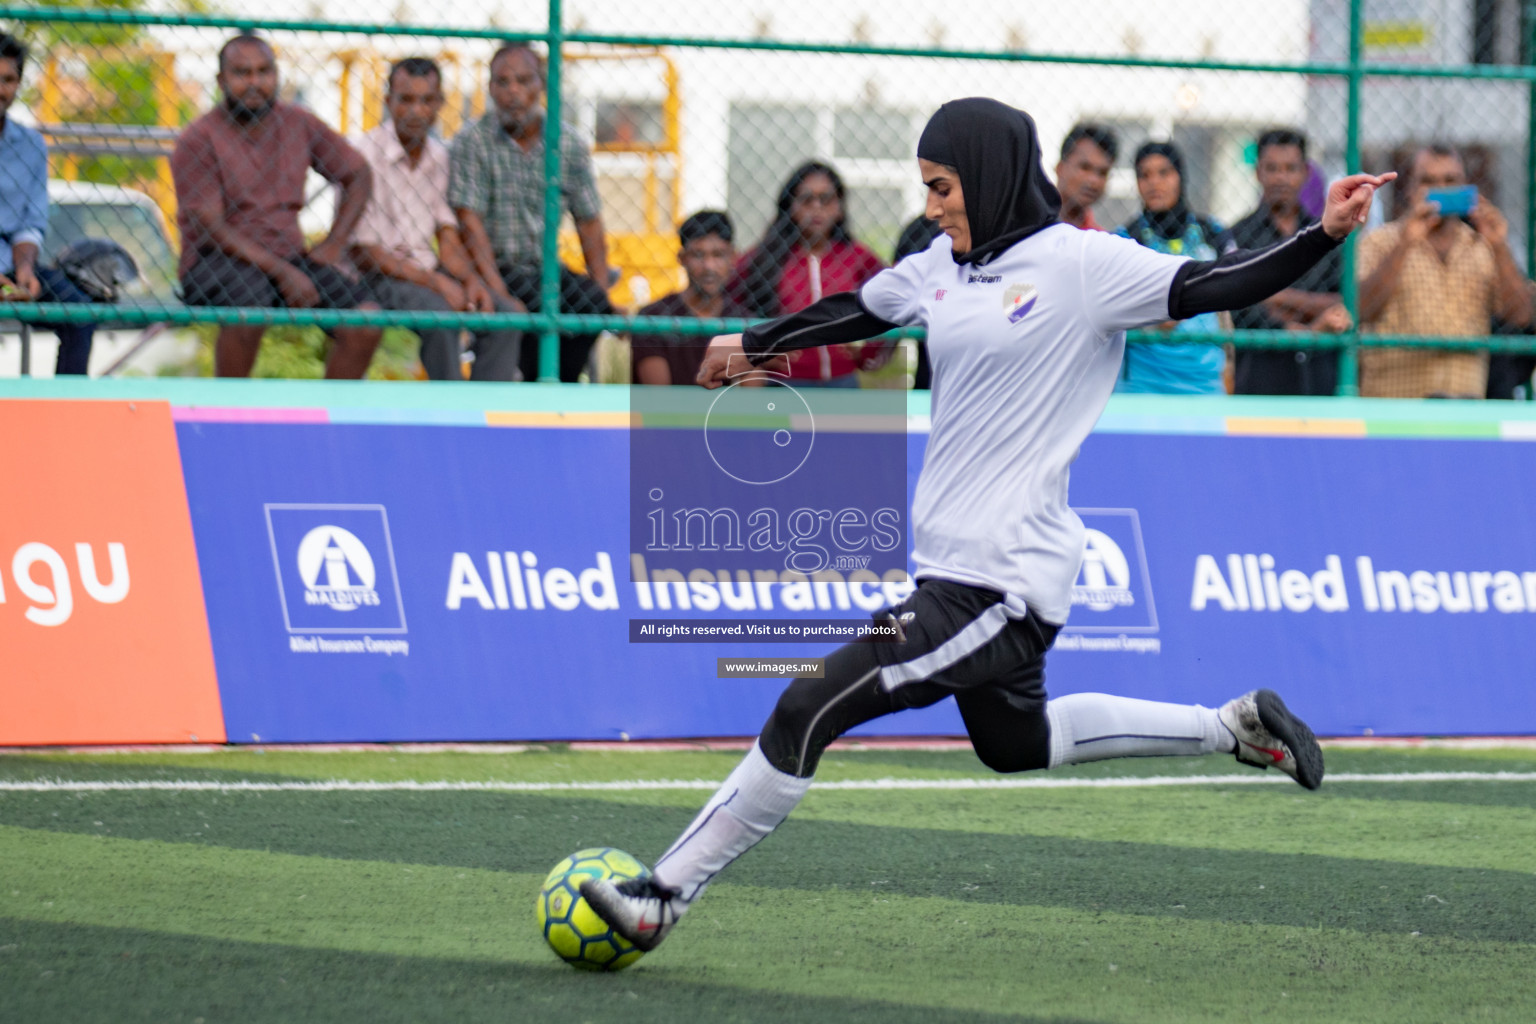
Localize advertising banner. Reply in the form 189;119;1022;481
0;400;224;745
177;417;1536;743
180;421;884;743
1057;432;1536;737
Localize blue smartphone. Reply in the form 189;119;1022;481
1426;185;1478;217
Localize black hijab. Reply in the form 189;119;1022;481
916;98;1061;265
1131;141;1191;241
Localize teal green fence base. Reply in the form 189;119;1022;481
9;1;1536;390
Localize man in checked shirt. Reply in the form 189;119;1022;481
449;42;614;383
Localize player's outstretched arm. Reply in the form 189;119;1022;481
1169;171;1396;320
696;291;899;389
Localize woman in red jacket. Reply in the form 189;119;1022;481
734;161;889;386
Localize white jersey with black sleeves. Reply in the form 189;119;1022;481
858;223;1188;624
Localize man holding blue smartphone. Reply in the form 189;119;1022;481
1356;144;1531;398
1424;183;1479;218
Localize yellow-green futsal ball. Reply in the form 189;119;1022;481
536;847;651;971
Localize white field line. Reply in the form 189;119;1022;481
6;737;1536;755
2;771;1535;793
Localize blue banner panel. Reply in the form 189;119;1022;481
179;421;1536;742
177;422;928;743
1058;433;1536;736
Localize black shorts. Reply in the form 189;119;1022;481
759;578;1061;777
181;250;376;309
871;578;1059;712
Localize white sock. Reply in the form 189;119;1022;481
651;741;811;904
1045;692;1234;768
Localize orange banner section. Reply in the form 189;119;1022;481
1224;417;1369;438
0;400;224;744
485;410;634;428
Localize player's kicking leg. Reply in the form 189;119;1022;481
581;638;899;951
581;580;1011;951
585;687;1325;951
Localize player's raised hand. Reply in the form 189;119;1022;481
1321;171;1397;239
695;334;789;389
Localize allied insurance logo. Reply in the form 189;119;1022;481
1064;508;1158;634
264;504;407;634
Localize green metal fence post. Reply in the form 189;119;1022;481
539;0;565;382
10;4;1536;378
1337;0;1364;397
1526;3;1536;277
1525;4;1536;399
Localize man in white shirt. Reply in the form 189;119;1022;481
352;58;522;381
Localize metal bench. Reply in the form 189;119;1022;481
2;304;179;377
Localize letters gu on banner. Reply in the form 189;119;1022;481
0;400;224;745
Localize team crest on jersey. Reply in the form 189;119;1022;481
1004;283;1038;324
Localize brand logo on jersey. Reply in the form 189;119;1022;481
966;272;1001;284
265;504;407;634
1004;283;1038;324
934;289;947;301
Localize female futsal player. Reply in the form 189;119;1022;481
583;97;1393;952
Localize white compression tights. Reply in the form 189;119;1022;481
651;742;811;904
1044;692;1234;768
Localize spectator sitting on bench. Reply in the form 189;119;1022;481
0;32;97;375
632;211;753;386
448;42;614;383
170;33;382;378
351;57;524;381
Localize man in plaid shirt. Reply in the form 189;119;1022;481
449;42;613;382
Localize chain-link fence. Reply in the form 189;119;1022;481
3;1;1536;394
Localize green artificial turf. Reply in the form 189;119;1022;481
2;746;1534;1023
